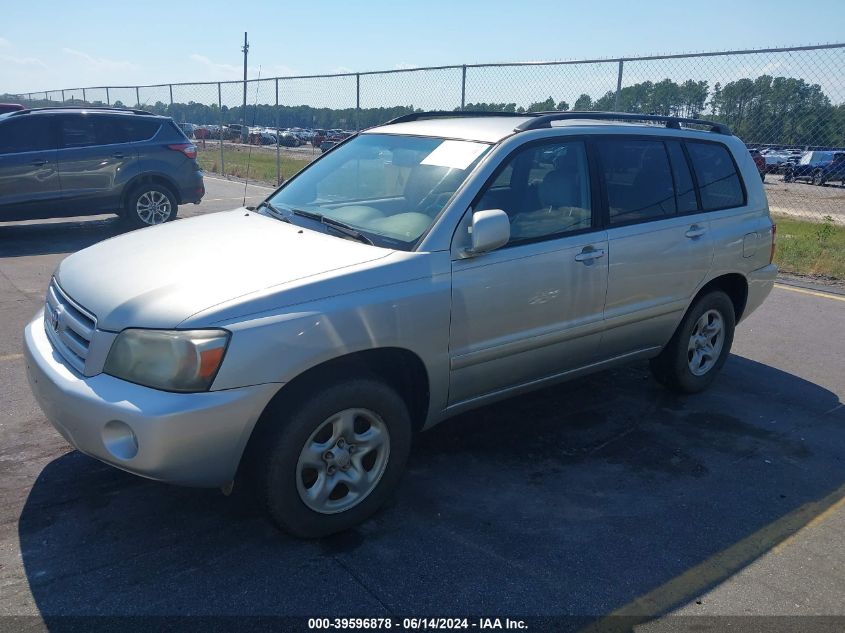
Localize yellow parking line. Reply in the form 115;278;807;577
0;353;23;363
579;483;845;633
774;283;845;302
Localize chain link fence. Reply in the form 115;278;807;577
6;43;845;224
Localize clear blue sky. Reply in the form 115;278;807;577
1;0;843;93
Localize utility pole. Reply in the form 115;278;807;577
241;32;249;132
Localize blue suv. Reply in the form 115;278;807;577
783;150;845;186
0;107;205;228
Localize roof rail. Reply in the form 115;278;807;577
385;110;534;125
7;106;153;117
514;111;731;135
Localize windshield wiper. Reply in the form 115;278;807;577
256;200;291;222
292;209;373;245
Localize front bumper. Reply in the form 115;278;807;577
24;313;279;487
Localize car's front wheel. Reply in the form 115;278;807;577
123;183;178;229
812;170;826;186
650;290;736;394
254;378;412;538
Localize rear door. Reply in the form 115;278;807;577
0;116;61;220
56;114;140;214
596;136;714;357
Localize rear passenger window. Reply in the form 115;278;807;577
60;117;100;148
123;119;161;142
665;141;698;213
686;141;745;210
595;139;676;224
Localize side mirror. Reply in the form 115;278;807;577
463;209;510;257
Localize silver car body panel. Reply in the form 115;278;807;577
24;117;777;486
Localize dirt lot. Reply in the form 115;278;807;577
765;178;845;223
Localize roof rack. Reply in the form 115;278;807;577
385;110;532;125
514;111;731;135
7;106;153;117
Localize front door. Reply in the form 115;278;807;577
0;116;61;220
449;139;608;405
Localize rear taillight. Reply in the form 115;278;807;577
168;143;197;160
770;223;777;264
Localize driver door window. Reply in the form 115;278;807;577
475;141;592;243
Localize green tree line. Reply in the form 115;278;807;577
7;73;845;146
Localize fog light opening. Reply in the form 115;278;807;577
102;420;139;460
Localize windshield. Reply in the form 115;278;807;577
267;133;490;249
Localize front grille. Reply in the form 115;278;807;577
44;280;96;374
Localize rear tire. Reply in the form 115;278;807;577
123;183;178;229
650;291;735;394
812;170;825;186
253;378;412;538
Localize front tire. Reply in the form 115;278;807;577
650;291;736;394
812;170;825;186
254;378;412;538
123;183;178;229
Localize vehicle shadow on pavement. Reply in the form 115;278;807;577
0;218;129;258
17;356;845;626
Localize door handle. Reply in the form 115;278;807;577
30;159;48;167
685;225;707;239
574;248;605;263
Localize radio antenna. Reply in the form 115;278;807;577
242;65;262;207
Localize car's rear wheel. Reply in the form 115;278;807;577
783;171;794;183
650;290;736;394
123;184;178;229
253;378;412;538
812;170;825;186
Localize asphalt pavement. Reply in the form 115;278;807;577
0;176;843;632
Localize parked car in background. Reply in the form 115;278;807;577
783;151;845;185
319;139;338;153
0;103;25;115
23;111;775;538
224;124;250;142
278;131;301;147
760;149;794;174
749;149;766;181
312;129;327;148
0;106;204;227
177;122;196;138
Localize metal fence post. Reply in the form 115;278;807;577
614;60;624;111
461;65;467;111
105;87;110;106
355;73;361;131
61;90;65;103
135;86;140;108
169;84;173;107
276;78;281;185
82;88;86;103
218;82;225;177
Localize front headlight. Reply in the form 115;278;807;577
104;329;230;392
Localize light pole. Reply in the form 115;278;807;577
241;32;249;134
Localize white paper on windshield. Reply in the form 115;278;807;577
421;140;487;170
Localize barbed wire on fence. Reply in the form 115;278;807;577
5;43;844;222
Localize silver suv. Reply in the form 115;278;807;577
24;112;777;537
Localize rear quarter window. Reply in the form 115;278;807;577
686;141;745;210
123;119;162;142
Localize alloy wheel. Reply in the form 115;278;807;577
296;408;390;514
687;309;725;376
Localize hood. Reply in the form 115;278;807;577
55;210;391;331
